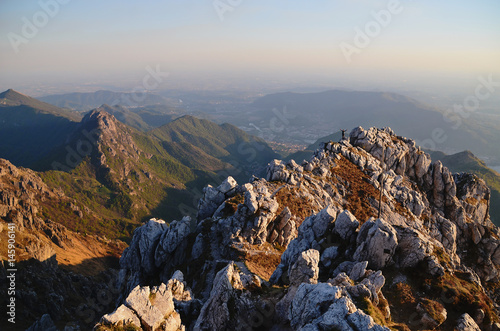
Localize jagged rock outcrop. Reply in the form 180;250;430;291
119;218;168;293
97;126;500;330
197;177;238;221
0;158;76;238
271;206;338;284
193;263;244;330
285;276;390;330
96;271;192;331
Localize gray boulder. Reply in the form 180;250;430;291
289;283;342;329
334;210;360;241
396;228;434;269
349;261;368;281
124;284;177;331
289;249;320;286
354;218;398;269
321;246;339;268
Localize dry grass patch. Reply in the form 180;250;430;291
233;242;282;282
332;156;381;223
274;186;317;222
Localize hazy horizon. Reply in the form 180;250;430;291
1;0;499;100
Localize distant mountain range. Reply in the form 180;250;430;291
38;89;171;110
246;90;500;163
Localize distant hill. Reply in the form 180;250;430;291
251;90;442;141
151;115;278;175
39;89;171;110
430;150;500;225
0;89;81;167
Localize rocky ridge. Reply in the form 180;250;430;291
96;126;500;330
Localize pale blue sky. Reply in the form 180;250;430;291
0;0;499;92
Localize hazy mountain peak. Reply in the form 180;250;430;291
1;88;25;96
0;88;81;121
0;88;42;106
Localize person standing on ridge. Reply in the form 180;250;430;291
341;129;347;141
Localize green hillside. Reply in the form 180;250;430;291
152;115;279;180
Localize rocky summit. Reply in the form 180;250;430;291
91;126;500;331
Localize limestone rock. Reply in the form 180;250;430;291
270;205;337;284
124;284;175;331
455;313;481;331
266;159;290;182
289;283;342;329
289;249;320;286
321;246;339;268
193;263;243;330
347;283;372;299
120;218;167;275
349;261;368;281
218;176;237;194
396;228;434;269
454;173;491;225
354;218;398;269
317;297;357;331
154;216;192;271
100;304;141;328
334;210;360;241
416;298;447;330
197;185;225;220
